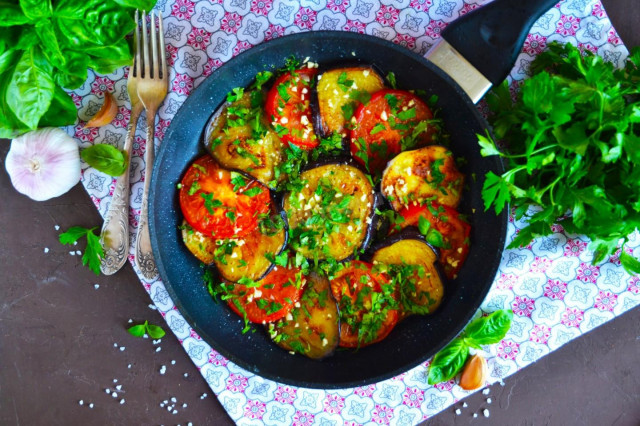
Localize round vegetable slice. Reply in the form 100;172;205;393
179;156;271;239
268;272;340;359
283;162;376;262
381;145;464;210
330;261;399;348
204;91;284;186
350;89;436;173
265;67;318;149
371;236;444;316
398;202;470;280
225;266;306;324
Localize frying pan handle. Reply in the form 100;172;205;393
441;0;558;86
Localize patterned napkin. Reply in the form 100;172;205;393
67;0;638;424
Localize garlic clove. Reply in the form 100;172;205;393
459;353;488;391
85;92;118;128
5;128;81;201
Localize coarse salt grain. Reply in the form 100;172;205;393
184;373;188;377
455;409;461;415
483;409;490;417
160;366;166;375
171;360;176;365
113;379;118;383
120;399;125;405
111;392;117;398
156;347;161;352
105;389;110;394
172;410;178;415
55;225;60;230
127;364;132;369
119;346;125;351
148;304;157;310
473;413;478;418
113;343;118;347
482;388;490;395
115;385;122;391
183;403;187;408
94;284;99;290
79;400;84;406
89;403;94;409
44;247;49;253
69;251;76;256
171;397;177;403
128;319;133;323
487;398;492;404
463;402;468;408
75;250;81;255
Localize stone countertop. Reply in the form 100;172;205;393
1;1;639;424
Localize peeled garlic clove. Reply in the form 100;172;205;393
85;92;118;128
459;353;488;390
5;128;81;201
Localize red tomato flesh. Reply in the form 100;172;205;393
265;67;318;149
350;89;435;173
179;155;271;239
227;266;306;323
398;202;471;280
330;261;399;348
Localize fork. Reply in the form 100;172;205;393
134;10;168;280
99;9;145;275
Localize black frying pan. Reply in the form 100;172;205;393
149;0;555;388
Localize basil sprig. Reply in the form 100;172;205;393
428;309;513;385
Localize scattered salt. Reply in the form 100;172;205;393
55;225;60;230
455;409;461;415
120;399;125;405
128;319;133;323
119;346;125;351
171;397;177;403
487;398;492;404
75;250;82;255
482;388;490;395
182;403;187;408
89;403;94;409
473;413;478;418
172;410;178;415
113;379;118;383
483;409;490;418
94;284;99;290
105;389;110;394
111;392;117;398
159;365;166;375
183;373;188;378
156;347;161;352
463;402;468;408
69;251;76;256
127;364;132;369
44;248;49;253
113;343;118;348
115;385;122;391
79;400;84;406
171;360;176;365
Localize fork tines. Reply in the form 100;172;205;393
136;10;167;81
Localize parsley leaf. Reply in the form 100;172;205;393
59;226;104;275
480;41;640;274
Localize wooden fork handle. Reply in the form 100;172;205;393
135;109;160;280
99;103;143;275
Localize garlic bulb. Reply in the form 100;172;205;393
5;128;81;201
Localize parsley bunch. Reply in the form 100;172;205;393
479;42;640;274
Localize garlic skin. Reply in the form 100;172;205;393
5;128;81;201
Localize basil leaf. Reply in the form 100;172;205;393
145;323;166;339
38;86;77;127
53;51;89;90
465;309;513;346
127;324;146;338
0;2;32;26
82;144;128;177
7;46;54;130
53;1;136;49
113;0;157;11
20;0;52;20
36;22;66;68
427;338;469;385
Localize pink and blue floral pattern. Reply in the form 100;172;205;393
66;0;638;423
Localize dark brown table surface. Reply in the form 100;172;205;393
2;1;639;425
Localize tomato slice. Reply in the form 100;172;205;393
398;202;471;280
350;89;435;173
330;261;399;348
226;266;306;323
179;155;271;239
265;67;318;149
